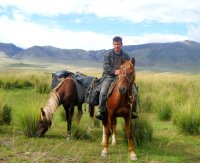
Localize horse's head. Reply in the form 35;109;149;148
36;108;52;137
118;58;135;95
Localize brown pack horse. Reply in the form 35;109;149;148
101;58;137;161
36;76;95;140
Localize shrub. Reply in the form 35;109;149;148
36;82;50;94
157;102;172;121
0;104;12;125
140;94;154;113
0;72;50;89
173;106;200;135
2;81;12;89
132;114;153;146
72;122;93;140
121;114;153;146
20;109;40;137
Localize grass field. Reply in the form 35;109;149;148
0;71;200;162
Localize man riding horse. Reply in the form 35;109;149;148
95;36;138;121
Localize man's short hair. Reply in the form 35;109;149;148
113;36;122;43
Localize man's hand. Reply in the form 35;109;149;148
114;69;120;75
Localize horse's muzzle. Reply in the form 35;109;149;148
36;129;43;137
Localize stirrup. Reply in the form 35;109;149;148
131;113;138;119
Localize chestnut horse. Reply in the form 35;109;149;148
36;76;95;140
101;58;137;161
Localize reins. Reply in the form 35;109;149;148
119;63;134;84
117;61;135;113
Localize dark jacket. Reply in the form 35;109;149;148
103;49;130;77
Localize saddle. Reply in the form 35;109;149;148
51;70;73;89
51;70;95;103
85;77;103;106
85;76;119;106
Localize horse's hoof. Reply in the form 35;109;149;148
131;155;137;161
101;151;108;157
66;136;71;141
130;152;137;161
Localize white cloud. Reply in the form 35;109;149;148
0;0;199;50
125;33;187;46
0;14;187;50
0;14;112;50
187;25;200;42
1;0;200;23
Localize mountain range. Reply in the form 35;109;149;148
0;40;200;73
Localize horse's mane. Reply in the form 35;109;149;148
42;91;60;121
108;60;135;96
41;76;77;121
107;77;118;96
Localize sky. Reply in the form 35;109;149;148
0;0;200;50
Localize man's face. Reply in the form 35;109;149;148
113;41;122;54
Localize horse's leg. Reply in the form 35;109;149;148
88;105;95;130
124;116;137;161
63;104;70;140
101;116;111;157
77;103;83;123
111;117;117;145
64;104;74;141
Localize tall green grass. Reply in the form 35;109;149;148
1;71;200;162
156;99;173;121
1;71;200;136
20;108;40;137
173;103;200;135
132;113;153;145
137;72;200;135
0;71;51;93
120;113;153;146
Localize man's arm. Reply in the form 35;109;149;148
103;53;115;76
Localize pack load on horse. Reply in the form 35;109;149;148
36;70;97;140
100;58;138;161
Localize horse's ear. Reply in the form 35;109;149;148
41;107;45;117
131;57;135;65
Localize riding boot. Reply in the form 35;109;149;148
132;83;138;119
131;98;138;119
131;112;138;119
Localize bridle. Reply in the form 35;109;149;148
117;61;135;117
118;62;135;87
